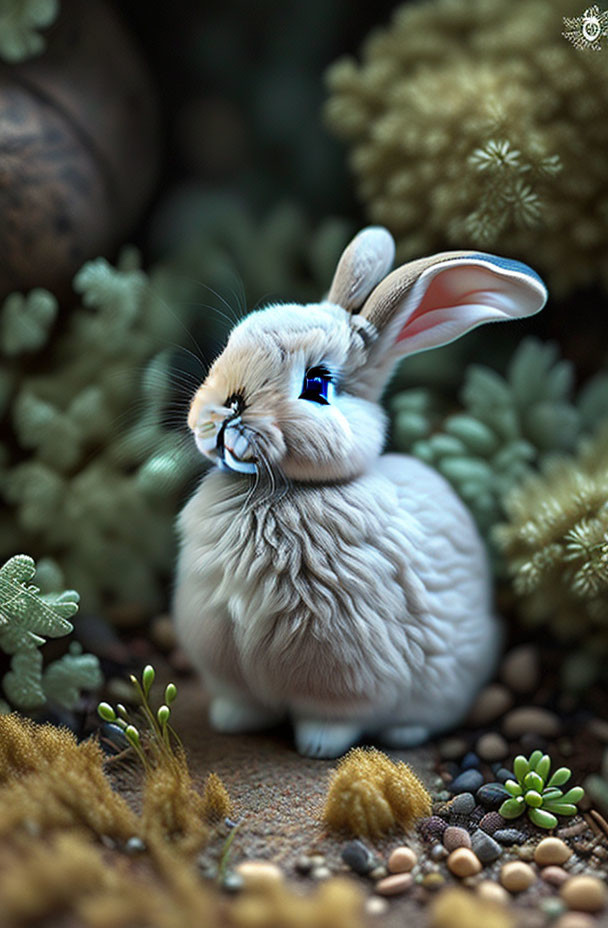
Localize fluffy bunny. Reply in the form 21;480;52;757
173;227;547;758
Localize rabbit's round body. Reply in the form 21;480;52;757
173;227;547;757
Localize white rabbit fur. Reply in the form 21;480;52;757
173;227;547;758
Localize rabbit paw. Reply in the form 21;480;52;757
294;720;362;758
209;696;282;733
379;724;430;748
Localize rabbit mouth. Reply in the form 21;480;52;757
216;419;257;475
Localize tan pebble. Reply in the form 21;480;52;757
500;861;536;893
443;826;472;851
500;644;539;693
477;880;510;905
235;860;283;889
421;872;445;891
308;854;325;868
369;866;387;880
516;844;535;862
542;866;569;887
375;873;413;896
311;866;331;880
365;896;389;916
476;732;509;762
388;846;417;873
535;837;573;867
560;875;608;912
447;848;482;878
502;706;560;739
466;683;513;726
554;914;597;928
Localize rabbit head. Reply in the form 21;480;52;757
188;227;547;483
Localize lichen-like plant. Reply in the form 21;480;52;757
323;747;432;838
0;0;59;62
496;425;608;647
391;338;608;541
0;247;199;613
324;0;608;295
99;664;232;850
431;887;513;928
499;751;584;830
0;553;101;712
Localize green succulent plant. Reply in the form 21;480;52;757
499;750;584;829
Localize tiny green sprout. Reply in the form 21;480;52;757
500;750;585;829
116;704;129;720
97;702;116;722
157;705;171;726
125;725;141;747
142;664;155;697
165;682;177;705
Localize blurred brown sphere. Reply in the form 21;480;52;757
0;0;160;298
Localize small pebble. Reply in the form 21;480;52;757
534;837;573;867
500;861;536;893
476;782;510;808
311;866;331;880
476;733;509;763
150;613;176;651
500;644;539;693
341;840;374;876
235;861;283;890
502;707;560;739
479;812;505;835
560;875;608;912
124;836;146;855
430;844;448;861
309;855;326;868
295;854;312;874
418;816;448;841
460;752;480;770
447;848;482;878
470;829;502;864
222;872;244;894
541;898;566;920
375;873;413;896
443;826;472;851
388;847;417;874
439;737;468;760
449;792;476;816
542;866;570;887
369;866;388;881
449;769;484;794
554;915;597;928
365;897;389;916
516;845;535;862
466;683;514;726
477;881;510;905
494;767;514;784
421;873;445;891
494;828;527;846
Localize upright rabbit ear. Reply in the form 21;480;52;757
359;251;548;364
327;226;395;312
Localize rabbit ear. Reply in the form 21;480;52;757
327;226;395;312
359;251;547;362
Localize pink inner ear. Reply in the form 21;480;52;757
394;272;484;343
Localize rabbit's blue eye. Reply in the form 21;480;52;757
300;366;333;405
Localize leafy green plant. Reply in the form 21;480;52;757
0;553;102;712
0;0;59;63
499;750;585;829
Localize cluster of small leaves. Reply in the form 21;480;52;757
390;338;608;544
496;425;608;647
0;247;200;613
325;0;608;296
0;0;59;63
499;750;584;830
0;554;101;712
98;665;179;771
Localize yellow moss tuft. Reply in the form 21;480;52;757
201;771;233;823
322;747;432;838
430;888;514;928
